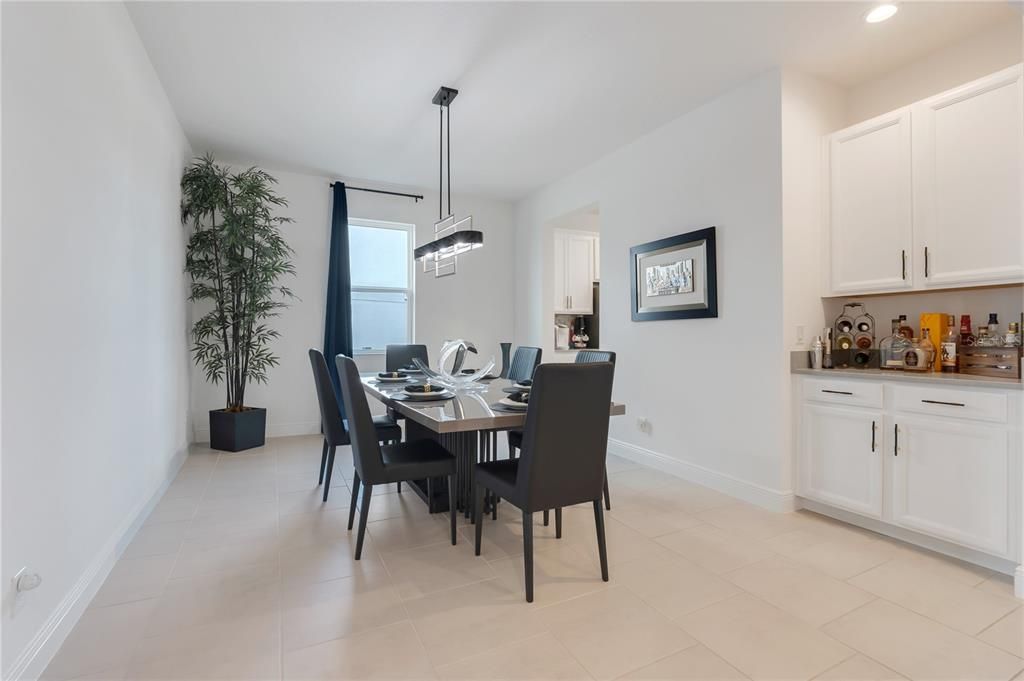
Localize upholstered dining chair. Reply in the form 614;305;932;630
506;346;542;383
474;362;615;602
385;344;429;372
335;354;458;559
308;349;402;502
508;350;615;513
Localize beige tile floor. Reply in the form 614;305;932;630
43;435;1024;681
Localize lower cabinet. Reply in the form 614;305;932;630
891;416;1010;556
800;404;884;518
798;379;1018;562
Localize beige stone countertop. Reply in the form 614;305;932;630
792;366;1022;390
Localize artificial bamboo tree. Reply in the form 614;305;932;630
181;155;294;446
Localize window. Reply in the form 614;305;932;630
349;219;414;354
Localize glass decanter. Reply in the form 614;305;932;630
880;319;910;370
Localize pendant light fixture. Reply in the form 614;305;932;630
414;86;483;277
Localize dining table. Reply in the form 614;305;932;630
360;373;627;515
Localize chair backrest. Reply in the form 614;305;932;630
516;362;615;512
386;344;429;372
335;354;386;483
308;349;348;446
507;346;542;382
575;349;616;366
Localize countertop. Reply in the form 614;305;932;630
792;366;1022;390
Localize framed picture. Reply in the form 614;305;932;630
630;226;717;321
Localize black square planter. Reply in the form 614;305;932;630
209;408;267;452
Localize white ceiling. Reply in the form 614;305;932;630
127;1;1018;200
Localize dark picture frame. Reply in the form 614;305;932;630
630;226;718;321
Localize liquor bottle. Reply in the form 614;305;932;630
897;315;914;340
941;314;958;373
903;338;929;372
1006;322;1022;347
920;329;936;371
986;313;1000;343
880;319;910;370
959;315;975;347
976;325;996;347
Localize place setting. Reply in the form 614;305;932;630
390;382;456;402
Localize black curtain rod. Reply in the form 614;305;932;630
329;182;423;202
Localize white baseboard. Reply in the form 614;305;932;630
607;438;797;512
192;420;320;444
6;446;189;681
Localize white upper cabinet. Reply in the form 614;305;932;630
828;109;914;294
914;65;1024;288
824;64;1023;296
553;230;595;315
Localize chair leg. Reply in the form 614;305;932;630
522;511;534;603
322;446;336;502
593;499;609;582
603;466;611;510
543;509;549;526
426;477;434;511
355;483;373;560
491;493;497;521
474;484;485;556
347;471;361;530
448;475;457;545
318;439;328;485
555;508;562;539
397;481;402;493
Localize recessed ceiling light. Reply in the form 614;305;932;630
865;3;899;23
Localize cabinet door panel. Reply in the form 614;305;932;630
800;404;883;518
892;417;1010;556
915;65;1023;287
566;236;594;314
828;109;914;294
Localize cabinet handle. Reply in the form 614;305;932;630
924;246;930;278
921;399;965;407
893;424;899;457
871;420;876;452
821;389;854;396
901;250;906;280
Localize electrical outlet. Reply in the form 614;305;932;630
796;325;805;345
636;417;651;434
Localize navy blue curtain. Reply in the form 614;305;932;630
324;183;353;414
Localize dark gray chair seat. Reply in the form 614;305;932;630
378;440;455;480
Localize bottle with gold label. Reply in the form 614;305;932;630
941;314;958;373
1006;322;1022;347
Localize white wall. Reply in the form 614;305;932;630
1;3;192;678
845;19;1022;124
515;71;791;502
188;166;516;441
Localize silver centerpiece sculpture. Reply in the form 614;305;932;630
412;339;494;390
